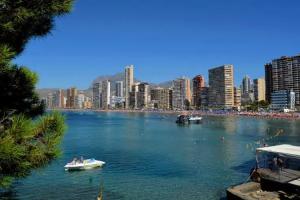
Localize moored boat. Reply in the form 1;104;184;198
176;114;202;124
64;158;105;171
227;144;300;199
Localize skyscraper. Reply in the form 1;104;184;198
66;87;77;109
253;78;266;102
192;75;205;108
265;55;300;105
116;81;124;97
129;82;149;109
76;93;85;109
265;63;273;103
137;82;149;109
172;77;191;110
242;75;252;94
234;87;241;108
125;65;134;109
208;65;234;109
101;80;111;109
54;89;64;108
92;82;101;109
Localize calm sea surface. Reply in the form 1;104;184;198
1;112;300;200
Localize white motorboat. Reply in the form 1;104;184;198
64;158;105;171
188;116;202;121
188;116;202;123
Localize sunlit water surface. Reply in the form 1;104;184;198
1;112;300;200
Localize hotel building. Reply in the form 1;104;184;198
125;65;134;109
192;75;205;109
150;87;172;110
265;55;300;106
92;82;102;109
66;87;77;109
172;77;191;110
253;78;266;102
208;65;234;109
101;80;111;109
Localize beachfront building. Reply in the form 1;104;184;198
110;96;125;108
92;82;101;109
253;78;266;102
172;77;191;110
137;82;149;109
150;87;172;110
265;63;273;103
66;87;77;109
75;93;85;109
125;65;134;109
265;55;300;106
192;75;205;109
234;87;241;109
101;80;111;109
54;89;65;108
208;65;234;109
271;90;296;111
129;82;149;109
199;87;209;109
116;81;124;97
83;96;92;109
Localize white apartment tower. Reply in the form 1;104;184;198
101;80;111;109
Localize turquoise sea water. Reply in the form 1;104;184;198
1;112;300;200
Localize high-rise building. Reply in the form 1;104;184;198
92;82;101;109
208;65;234;109
150;87;171;110
54;89;64;108
137;82;149;109
253;78;266;102
265;55;300;106
265;63;273;103
83;96;92;109
129;82;149;109
125;65;134;109
271;90;296;110
66;87;77;109
242;75;252;94
199;87;209;108
234;87;241;108
172;77;191;110
192;75;205;108
101;80;111;109
116;81;124;97
76;93;85;109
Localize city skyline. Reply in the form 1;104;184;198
13;0;300;89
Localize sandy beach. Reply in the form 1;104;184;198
49;108;300;120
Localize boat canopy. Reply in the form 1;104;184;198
256;144;300;159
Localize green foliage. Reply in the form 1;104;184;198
0;0;73;188
0;63;45;118
0;0;74;54
244;100;270;111
0;112;67;187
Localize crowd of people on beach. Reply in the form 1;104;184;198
53;108;300;120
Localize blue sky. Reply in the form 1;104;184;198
15;0;300;89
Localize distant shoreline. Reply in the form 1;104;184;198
48;108;300;120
